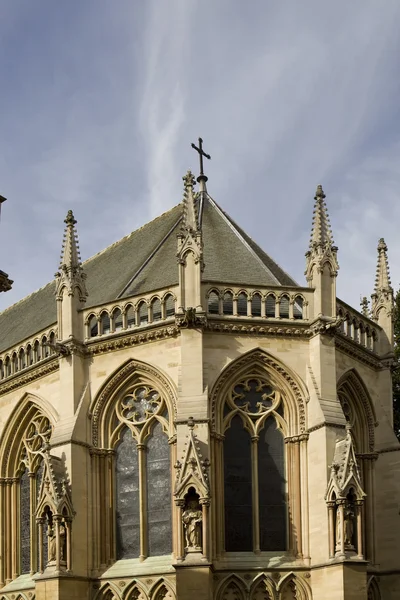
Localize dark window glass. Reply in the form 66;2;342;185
138;302;148;325
279;296;290;319
89;316;98;337
165;295;175;318
258;419;286;550
20;469;31;574
101;312;111;335
237;293;248;316
208;291;219;315
251;294;262;317
116;427;140;559
152;299;162;322
223;292;233;315
224;415;252;551
113;309;123;332
126;306;135;328
293;296;303;319
147;421;172;556
266;295;276;318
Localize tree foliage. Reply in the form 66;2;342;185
393;289;400;440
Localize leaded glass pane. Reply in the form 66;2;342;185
237;293;248;316
165;294;175;318
293;296;303;319
126;305;135;328
258;418;286;551
116;427;140;559
152;299;162;322
251;293;262;317
36;461;47;569
224;415;252;551
266;295;276;318
279;296;290;319
223;292;233;315
20;469;31;574
101;312;111;335
207;291;220;315
147;421;172;556
113;309;123;332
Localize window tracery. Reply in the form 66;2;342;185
223;376;286;552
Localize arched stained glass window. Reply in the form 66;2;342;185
115;427;140;559
112;308;123;332
126;304;135;328
237;292;248;316
164;294;175;318
223;378;286;553
223;292;233;315
251;293;262;317
207;291;220;315
224;415;252;551
151;298;162;322
138;301;148;326
147;421;172;556
20;468;31;574
279;295;290;319
113;383;172;561
100;311;111;335
293;296;303;319
266;294;276;318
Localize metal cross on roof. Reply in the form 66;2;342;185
191;137;211;177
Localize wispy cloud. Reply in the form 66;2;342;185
1;0;400;311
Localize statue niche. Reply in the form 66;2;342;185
182;487;203;552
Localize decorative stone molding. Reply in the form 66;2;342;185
206;320;311;338
86;325;179;356
0;358;59;395
89;359;178;447
210;348;308;435
335;335;381;370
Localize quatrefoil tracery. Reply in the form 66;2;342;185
116;384;164;429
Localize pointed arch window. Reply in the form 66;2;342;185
126;304;135;328
138;301;148;326
151;298;162;322
266;294;276;318
293;296;304;319
223;291;233;315
93;376;173;567
279;295;290;319
223;378;286;552
164;294;175;318
100;311;111;335
207;290;220;315
251;293;262;317
237;292;248;316
34;340;41;362
88;315;98;338
112;308;123;332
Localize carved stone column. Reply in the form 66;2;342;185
175;499;185;562
356;500;364;559
327;501;336;558
200;498;210;562
37;517;45;573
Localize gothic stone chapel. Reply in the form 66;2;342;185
0;157;399;600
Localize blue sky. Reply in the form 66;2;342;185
1;0;400;311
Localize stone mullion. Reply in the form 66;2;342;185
200;499;210;561
210;436;217;559
251;437;260;553
356;500;364;559
285;439;293;552
12;478;18;579
104;451;113;564
5;479;12;582
170;440;179;561
0;480;4;586
28;472;36;574
99;452;106;568
138;444;148;561
327;501;335;558
106;450;115;564
175;500;185;561
300;434;310;560
292;439;302;557
37;518;44;573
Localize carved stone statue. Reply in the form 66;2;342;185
48;526;57;562
59;523;66;562
336;503;355;552
182;499;203;551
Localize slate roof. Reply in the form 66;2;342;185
0;194;297;352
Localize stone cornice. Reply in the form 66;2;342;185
86;324;179;355
205;319;311;338
0;356;58;394
308;422;346;434
334;334;382;370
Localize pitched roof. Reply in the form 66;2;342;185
0;195;297;352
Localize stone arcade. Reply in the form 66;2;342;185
0;166;399;600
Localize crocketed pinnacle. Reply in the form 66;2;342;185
309;185;334;248
374;238;392;293
181;170;199;233
56;209;88;300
